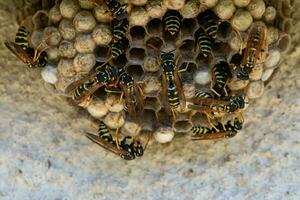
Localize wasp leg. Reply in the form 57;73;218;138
203;111;220;132
178;62;189;73
114;127;121;150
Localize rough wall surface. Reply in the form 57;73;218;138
0;2;300;200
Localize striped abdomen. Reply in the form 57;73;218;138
196;28;212;57
190;126;215;136
111;39;128;58
98;121;113;142
112;19;129;43
211;61;232;96
15;26;28;49
163;11;182;35
198;10;219;39
194;91;213;98
105;0;127;20
166;73;180;109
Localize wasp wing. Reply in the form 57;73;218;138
86;133;130;157
4;41;33;64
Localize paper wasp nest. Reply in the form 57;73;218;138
14;0;297;143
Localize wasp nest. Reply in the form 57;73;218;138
15;0;295;145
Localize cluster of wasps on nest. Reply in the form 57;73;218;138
5;0;268;160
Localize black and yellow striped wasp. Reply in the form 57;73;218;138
4;24;48;68
86;121;152;160
233;22;268;80
110;18;130;58
189;90;245;131
163;10;182;36
88;0;128;20
66;63;144;116
210;61;233;98
190;117;243;140
65;63;119;105
147;44;186;121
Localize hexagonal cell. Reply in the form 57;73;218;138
142;109;159;131
179;62;197;84
173;120;192;133
143;96;161;112
217;21;233;42
112;54;128;68
179;39;197;61
146;37;164;51
127;47;146;65
190;112;207;126
32;10;49;30
129;25;146;46
94;45;110;62
146;18;163;36
156;108;172;127
180;18;198;40
126;64;144;82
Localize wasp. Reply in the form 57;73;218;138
163;10;182;36
112;18;129;43
86;121;152;160
195;27;213;58
105;0;128;20
117;68;144;117
190;117;243;140
211;61;233;97
235;22;268;80
189;93;245;116
189;92;245;131
147;44;186;121
160;49;186;121
65;63;119;105
5;25;48;68
197;10;220;39
88;0;128;20
111;38;129;58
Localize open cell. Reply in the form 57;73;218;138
130;26;146;41
128;47;146;62
146;18;163;36
127;64;144;82
94;45;110;61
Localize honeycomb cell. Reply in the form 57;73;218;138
103;112;125;129
180;18;198;40
94;45;110;62
214;0;236;20
146;37;164;51
179;62;197;84
59;40;77;58
154;127;174;143
128;48;146;65
179;0;202;19
173;120;192;133
217;21;233;42
59;0;81;19
142;109;158;132
126;64;144;82
129;6;150;26
146;0;167;19
112;54;128;68
59;19;76;40
146;18;163;36
92;24;113;46
74;34;96;53
129;26;146;46
87;99;108;119
164;0;185;10
179;39;197;61
143;96;161;112
32;10;50;30
73;53;96;73
141;74;161;95
93;3;113;23
73;10;96;33
49;5;62;24
105;94;124;113
143;55;160;72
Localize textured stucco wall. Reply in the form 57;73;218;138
0;5;299;200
